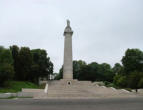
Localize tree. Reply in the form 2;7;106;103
127;71;143;90
30;49;53;83
78;62;114;82
138;78;143;88
122;49;143;74
18;47;32;81
10;46;54;83
112;63;123;74
10;45;19;80
73;60;86;79
54;66;63;80
78;64;95;81
112;49;143;89
0;46;14;86
97;63;114;82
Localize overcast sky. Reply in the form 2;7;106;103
0;0;143;72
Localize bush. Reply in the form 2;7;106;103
0;64;14;86
138;78;143;88
113;75;127;87
104;81;110;86
125;88;132;92
127;71;142;89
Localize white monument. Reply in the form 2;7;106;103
63;20;73;79
45;20;94;98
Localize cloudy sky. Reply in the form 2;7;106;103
0;0;143;72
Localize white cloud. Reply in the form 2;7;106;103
0;0;143;72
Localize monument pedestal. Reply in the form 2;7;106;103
46;79;94;98
49;79;92;86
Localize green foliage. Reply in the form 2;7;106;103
78;64;95;81
105;83;116;88
10;45;19;80
127;71;143;89
104;81;110;85
73;60;86;79
0;45;54;88
57;61;114;82
0;64;14;86
99;63;114;82
113;71;143;89
18;47;32;81
138;78;143;88
113;49;143;89
54;66;63;80
0;47;13;64
31;49;53;83
78;62;114;82
0;47;14;86
124;88;132;92
0;81;39;93
112;63;123;74
122;49;143;74
113;75;127;87
10;46;54;84
2;44;143;91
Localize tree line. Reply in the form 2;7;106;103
1;45;143;90
0;45;53;87
55;48;143;90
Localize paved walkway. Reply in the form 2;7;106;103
0;98;143;110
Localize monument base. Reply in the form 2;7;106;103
46;79;94;98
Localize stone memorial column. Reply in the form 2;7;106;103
63;20;73;79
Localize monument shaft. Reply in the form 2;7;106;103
63;20;73;79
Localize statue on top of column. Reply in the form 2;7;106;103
67;20;70;27
64;19;73;35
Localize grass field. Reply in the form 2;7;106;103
0;81;39;93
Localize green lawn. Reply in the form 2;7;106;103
0;81;39;93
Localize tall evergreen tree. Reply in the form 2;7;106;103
18;47;32;81
10;45;19;80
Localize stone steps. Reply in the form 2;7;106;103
33;89;134;99
48;90;82;94
22;80;136;99
47;85;133;96
47;94;94;97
